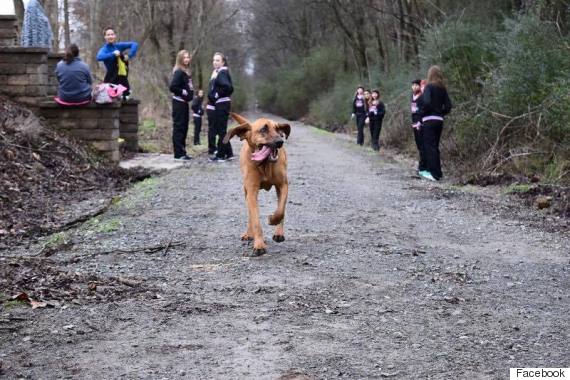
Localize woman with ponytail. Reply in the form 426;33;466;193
54;44;93;105
169;49;194;161
208;52;234;162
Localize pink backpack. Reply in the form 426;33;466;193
92;83;127;104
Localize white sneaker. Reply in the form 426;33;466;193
419;171;436;181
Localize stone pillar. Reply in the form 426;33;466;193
39;101;122;163
47;52;64;97
119;99;140;152
0;47;49;108
0;15;18;47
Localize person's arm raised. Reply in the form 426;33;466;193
116;41;138;59
96;46;115;61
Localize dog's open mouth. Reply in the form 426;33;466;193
251;145;279;163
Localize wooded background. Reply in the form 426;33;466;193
17;0;570;182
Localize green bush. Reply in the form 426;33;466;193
256;48;343;119
421;20;497;97
489;15;570;115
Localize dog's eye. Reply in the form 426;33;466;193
260;126;268;134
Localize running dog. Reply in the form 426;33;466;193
223;113;291;256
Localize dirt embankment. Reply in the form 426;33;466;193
0;98;151;248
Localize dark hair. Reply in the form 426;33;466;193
103;26;114;35
64;44;79;64
412;79;421;86
372;89;380;96
356;85;364;90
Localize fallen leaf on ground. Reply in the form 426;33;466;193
30;300;47;309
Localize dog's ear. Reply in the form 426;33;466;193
276;123;291;139
230;112;250;125
223;122;251;143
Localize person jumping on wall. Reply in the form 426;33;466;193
96;27;138;100
417;66;452;181
169;50;194;161
411;79;426;174
352;86;368;146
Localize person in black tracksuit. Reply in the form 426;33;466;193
206;101;217;156
367;90;386;151
169;50;194;160
418;66;452;180
411;79;427;173
191;89;204;146
208;52;234;162
352;86;368;146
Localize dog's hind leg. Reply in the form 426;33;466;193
241;186;253;241
270;182;288;243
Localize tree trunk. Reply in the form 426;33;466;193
89;0;102;71
44;0;59;51
13;0;24;40
63;0;70;48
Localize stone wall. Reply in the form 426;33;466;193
119;99;140;152
0;27;141;163
39;101;122;162
47;52;64;97
0;15;17;47
0;47;49;108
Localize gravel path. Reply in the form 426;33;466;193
1;113;569;379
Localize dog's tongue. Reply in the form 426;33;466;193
251;146;271;162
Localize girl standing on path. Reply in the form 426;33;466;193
418;66;452;181
410;79;426;174
169;50;194;161
206;98;217;157
208;52;234;162
352;86;368;146
367;90;385;151
96;27;138;98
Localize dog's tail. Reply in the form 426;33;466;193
230;112;249;125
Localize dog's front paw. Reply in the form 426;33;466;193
272;234;285;243
249;247;267;257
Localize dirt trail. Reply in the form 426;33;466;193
1;113;569;379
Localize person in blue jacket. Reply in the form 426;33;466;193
96;27;138;99
55;44;92;104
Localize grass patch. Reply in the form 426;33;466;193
80;217;122;235
40;231;71;251
140;119;157;133
139;141;161;153
116;177;160;210
311;126;333;136
505;184;533;194
2;299;28;309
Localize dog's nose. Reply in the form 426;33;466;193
275;139;284;148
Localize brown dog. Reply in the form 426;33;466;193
223;113;291;256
